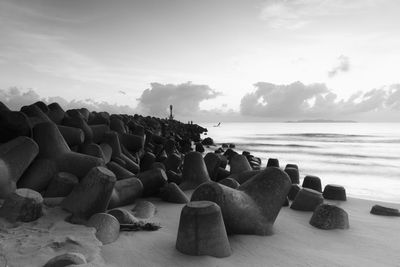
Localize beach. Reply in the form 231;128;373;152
2;193;400;266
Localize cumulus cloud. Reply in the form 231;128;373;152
137;82;221;117
0;87;137;115
328;55;350;77
240;81;400;121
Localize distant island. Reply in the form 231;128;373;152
285;119;357;123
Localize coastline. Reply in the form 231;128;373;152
101;194;400;267
2;193;399;266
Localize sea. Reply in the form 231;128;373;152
200;122;400;204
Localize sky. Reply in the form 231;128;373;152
1;0;400;122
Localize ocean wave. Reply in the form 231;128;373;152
228;143;319;148
242;147;400;161
243;136;400;144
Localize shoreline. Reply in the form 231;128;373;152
2;193;398;267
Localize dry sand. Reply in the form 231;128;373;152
1;193;400;267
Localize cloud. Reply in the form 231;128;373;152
240;81;400;121
240;81;328;117
328;55;350;77
0;87;137;115
137;82;222;117
260;0;381;29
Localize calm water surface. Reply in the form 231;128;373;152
200;122;400;203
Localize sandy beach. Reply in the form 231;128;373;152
2;192;399;267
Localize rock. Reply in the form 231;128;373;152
192;167;291;235
310;204;349;230
291;188;324;211
159;182;189;204
302;175;322;192
87;213;120;245
179;152;211;190
176;201;231;258
43;252;87;267
267;158;279;168
62;167;116;223
323;184;347;201
44;172;79;198
0;136;39;198
0;188;43;222
284;167;300;184
229;154;252;175
370;205;400;216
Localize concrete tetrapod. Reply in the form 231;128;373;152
0;188;43;222
179;151;210;190
229;154;252;175
17;122;104;192
44;172;79;197
0;102;32;142
302;175;322;192
108;177;143;209
176;201;231;258
322;184;347;201
310;204;349;230
284;167;300;184
159;182;189;204
43;252;87;267
291;188;324;211
0;136;39;198
191;167;292;235
203;152;222;181
87;213;120;245
62;166;116;223
137;168;168;197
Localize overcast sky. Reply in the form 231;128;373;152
1;0;400;121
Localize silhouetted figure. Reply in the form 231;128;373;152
213;122;221;127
